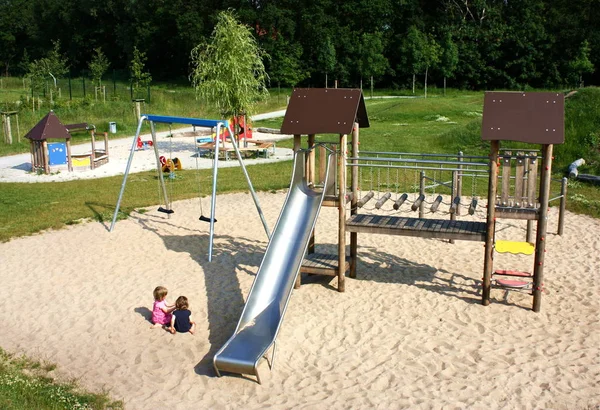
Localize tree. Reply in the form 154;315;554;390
270;38;308;88
189;9;269;119
129;46;152;97
26;40;69;95
316;36;336;88
421;34;441;98
569;40;595;87
88;47;110;87
357;32;389;95
438;31;459;95
401;26;424;94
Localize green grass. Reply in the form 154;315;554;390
0;347;123;410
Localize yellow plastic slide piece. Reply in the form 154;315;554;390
495;240;535;255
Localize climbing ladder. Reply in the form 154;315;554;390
492;240;535;290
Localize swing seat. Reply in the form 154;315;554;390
157;207;174;214
199;215;217;223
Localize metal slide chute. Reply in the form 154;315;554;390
213;148;333;384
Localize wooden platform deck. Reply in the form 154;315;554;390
346;214;487;242
300;253;350;276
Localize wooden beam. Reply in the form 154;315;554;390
483;140;499;306
533;144;553;312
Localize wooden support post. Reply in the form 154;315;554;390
307;134;315;185
307;134;316;254
42;140;50;174
482;140;499;306
558;177;567;236
104;132;109;159
338;133;347;292
350;123;359;279
1;114;6;144
29;141;35;172
532;144;553;312
294;134;303;290
456;151;463;216
66;139;73;172
450;169;458;244
526;220;534;243
90;130;97;170
419;171;425;218
319;145;326;187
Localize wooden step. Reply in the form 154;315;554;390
493;269;532;278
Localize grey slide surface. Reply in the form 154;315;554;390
213;150;332;382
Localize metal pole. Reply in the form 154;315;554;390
226;124;270;238
109;116;147;232
150;121;170;212
208;124;221;262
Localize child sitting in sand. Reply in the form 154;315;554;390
169;296;196;335
151;286;175;329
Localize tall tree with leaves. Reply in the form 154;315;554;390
569;40;595;87
88;47;110;87
438;31;458;95
316;36;336;88
129;46;152;98
26;40;69;95
357;32;389;95
421;34;441;98
189;9;269;119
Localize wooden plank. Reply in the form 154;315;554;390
495;207;539;220
345;215;486;242
514;153;525;207
527;155;538;208
501;154;512;206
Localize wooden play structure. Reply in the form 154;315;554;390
24;111;109;174
283;89;565;312
67;123;109;170
196;114;275;160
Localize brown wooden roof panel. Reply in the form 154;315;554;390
24;110;71;141
280;88;369;135
481;92;564;144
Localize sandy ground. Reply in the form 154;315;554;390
0;109;598;409
0;189;598;409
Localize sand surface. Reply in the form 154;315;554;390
0;189;598;409
0;128;294;183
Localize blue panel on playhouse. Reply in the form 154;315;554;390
48;142;67;165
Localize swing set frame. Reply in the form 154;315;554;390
109;114;270;262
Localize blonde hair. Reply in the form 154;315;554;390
175;295;189;310
153;286;168;301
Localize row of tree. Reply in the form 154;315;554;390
1;0;597;90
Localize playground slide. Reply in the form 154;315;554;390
213;149;333;384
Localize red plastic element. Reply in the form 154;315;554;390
496;279;530;288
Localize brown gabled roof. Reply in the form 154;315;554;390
280;88;369;135
24;111;71;141
481;91;564;144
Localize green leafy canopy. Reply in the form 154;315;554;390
189;9;269;118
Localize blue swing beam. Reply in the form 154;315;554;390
110;114;271;262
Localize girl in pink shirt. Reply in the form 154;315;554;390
150;286;175;329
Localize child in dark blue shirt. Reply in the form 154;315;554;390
169;296;196;335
